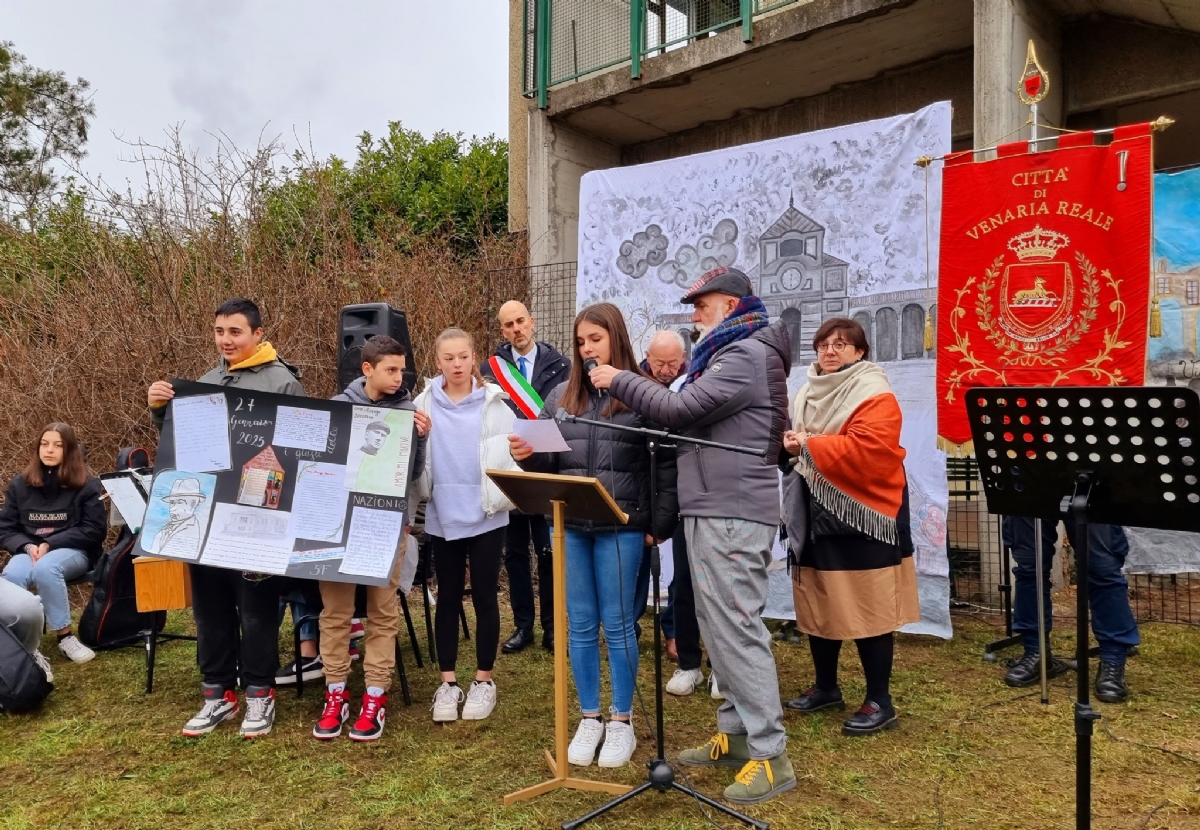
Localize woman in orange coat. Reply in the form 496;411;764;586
780;316;919;736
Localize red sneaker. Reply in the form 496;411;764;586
312;688;351;740
349;692;387;742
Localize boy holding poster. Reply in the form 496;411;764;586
146;298;305;739
313;336;429;741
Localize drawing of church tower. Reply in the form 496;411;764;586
756;193;849;361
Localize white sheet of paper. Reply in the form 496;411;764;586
199;503;294;574
172;393;231;472
513;418;571;452
288;462;349;542
273;405;331;452
339;506;403;579
101;476;148;530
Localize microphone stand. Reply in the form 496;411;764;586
556;408;769;830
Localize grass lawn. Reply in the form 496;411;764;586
2;602;1198;830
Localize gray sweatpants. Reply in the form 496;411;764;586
684;516;786;759
0;577;45;653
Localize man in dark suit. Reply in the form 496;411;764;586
481;300;570;652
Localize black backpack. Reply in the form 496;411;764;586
78;447;166;648
0;622;53;712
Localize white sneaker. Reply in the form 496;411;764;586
32;650;54;684
597;720;637;768
431;682;464;723
567;718;605;766
57;635;95;664
709;672;725;701
461;680;497;720
665;668;705;696
239;688;276;738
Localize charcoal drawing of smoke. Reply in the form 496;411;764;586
616;224;669;278
657;218;739;287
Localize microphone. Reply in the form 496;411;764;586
583;358;607;396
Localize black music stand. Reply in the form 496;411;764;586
966;386;1200;830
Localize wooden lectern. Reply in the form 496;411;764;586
486;469;634;806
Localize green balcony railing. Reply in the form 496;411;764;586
523;0;802;109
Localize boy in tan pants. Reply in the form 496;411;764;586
313;336;429;741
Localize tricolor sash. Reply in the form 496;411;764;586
488;356;544;419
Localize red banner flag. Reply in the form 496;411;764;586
936;126;1154;454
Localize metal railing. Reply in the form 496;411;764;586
523;0;803;108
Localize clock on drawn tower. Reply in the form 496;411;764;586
780;267;803;291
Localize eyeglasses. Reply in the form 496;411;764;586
816;340;852;353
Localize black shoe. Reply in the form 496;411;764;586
1004;652;1070;687
501;628;534;654
842;701;898;736
784;686;845;713
1094;661;1129;703
542;631;554;651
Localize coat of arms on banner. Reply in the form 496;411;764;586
936;125;1155;454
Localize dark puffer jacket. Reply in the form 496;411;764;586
608;321;791;527
518;382;678;538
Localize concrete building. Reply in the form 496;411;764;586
508;0;1200;297
505;1;1200;607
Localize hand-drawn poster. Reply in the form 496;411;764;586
141;470;218;560
577;103;953;637
136;381;410;586
345;406;415;497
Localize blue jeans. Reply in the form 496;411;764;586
279;592;320;643
3;548;90;632
565;528;643;716
1003;518;1140;665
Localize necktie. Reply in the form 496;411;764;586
518;356;529;381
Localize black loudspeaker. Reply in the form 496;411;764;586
337;303;417;393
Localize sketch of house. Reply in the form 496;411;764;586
222;509;289;540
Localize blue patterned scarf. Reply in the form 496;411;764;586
683;295;770;387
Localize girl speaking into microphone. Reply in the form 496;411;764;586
509;303;678;769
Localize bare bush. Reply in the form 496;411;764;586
0;128;525;482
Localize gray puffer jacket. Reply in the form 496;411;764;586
150;347;305;429
518;382;679;538
608;321;791;527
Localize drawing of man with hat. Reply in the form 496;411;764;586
152;477;208;558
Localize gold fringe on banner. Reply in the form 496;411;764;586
937;436;975;458
923;310;934;351
1149;297;1163;338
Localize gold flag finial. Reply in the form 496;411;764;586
1017;40;1050;105
1151;116;1176;132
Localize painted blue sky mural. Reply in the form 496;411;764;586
1155;167;1200;270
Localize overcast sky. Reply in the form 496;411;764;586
2;0;509;191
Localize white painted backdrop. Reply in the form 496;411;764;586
577;103;954;637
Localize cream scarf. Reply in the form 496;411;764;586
788;360;899;543
791;360;893;437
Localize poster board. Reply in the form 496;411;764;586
134;380;414;586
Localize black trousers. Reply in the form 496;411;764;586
432;527;505;674
669;523;704;671
190;564;282;690
505;511;553;634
